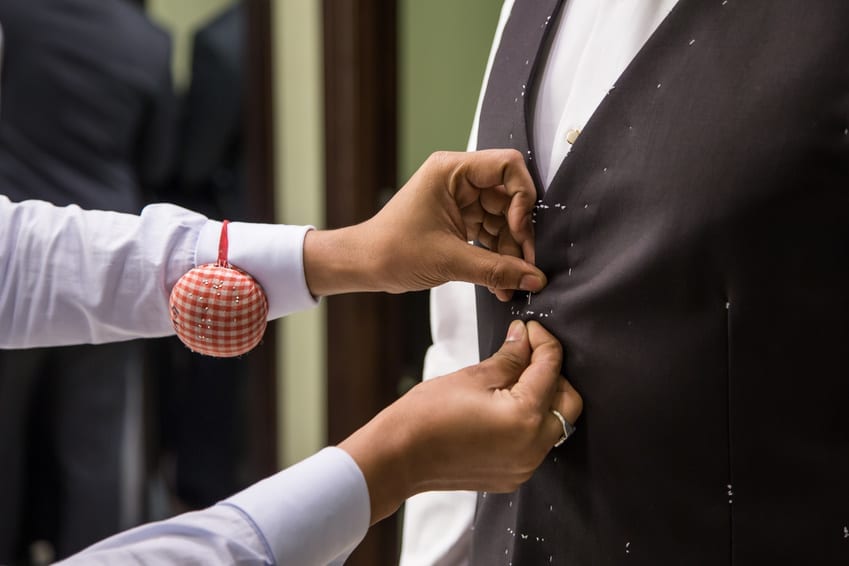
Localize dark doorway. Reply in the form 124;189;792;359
323;1;409;564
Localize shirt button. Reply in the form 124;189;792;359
566;129;581;144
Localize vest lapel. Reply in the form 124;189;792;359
541;0;716;206
476;0;566;192
478;0;728;206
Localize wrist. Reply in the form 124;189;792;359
303;225;380;296
338;404;417;524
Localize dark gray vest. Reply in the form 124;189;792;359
472;1;849;564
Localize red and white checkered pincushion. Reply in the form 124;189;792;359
169;221;268;357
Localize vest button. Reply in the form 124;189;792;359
566;128;581;144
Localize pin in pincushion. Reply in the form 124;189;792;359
170;220;268;357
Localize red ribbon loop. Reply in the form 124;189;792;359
217;220;230;267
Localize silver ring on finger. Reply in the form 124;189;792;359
551;409;575;448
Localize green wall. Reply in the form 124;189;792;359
272;0;327;467
398;0;504;182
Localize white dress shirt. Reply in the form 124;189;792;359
0;195;370;565
0;196;317;348
400;1;679;564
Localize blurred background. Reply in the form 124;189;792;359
0;0;501;564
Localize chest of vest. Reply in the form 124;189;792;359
472;1;849;564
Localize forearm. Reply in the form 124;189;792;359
338;403;414;524
0;196;318;349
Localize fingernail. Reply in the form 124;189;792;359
519;274;543;291
505;320;524;342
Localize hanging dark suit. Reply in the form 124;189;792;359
171;3;245;220
473;1;849;564
0;0;175;560
156;3;250;510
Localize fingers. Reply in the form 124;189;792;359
489;229;523;301
514;323;583;449
552;379;583;430
460;201;485;242
458;193;510;249
451;149;538;265
479;185;510;216
508;200;536;266
542;379;583;447
374;149;540;295
452;149;534;200
482;211;507;238
445;240;546;294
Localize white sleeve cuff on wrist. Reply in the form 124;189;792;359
196;221;319;320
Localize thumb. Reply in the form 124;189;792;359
481;320;532;389
511;321;563;409
447;241;547;293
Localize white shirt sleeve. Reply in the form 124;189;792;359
1;197;370;563
400;3;514;564
0;195;317;349
59;447;371;566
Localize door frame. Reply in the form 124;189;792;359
323;1;401;563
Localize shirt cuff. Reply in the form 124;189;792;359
224;447;370;565
196;220;319;320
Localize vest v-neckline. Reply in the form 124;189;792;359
525;0;702;202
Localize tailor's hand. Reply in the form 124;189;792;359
303;149;546;300
339;320;583;524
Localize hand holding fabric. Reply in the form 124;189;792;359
339;320;583;523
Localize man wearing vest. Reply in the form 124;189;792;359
401;1;849;564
